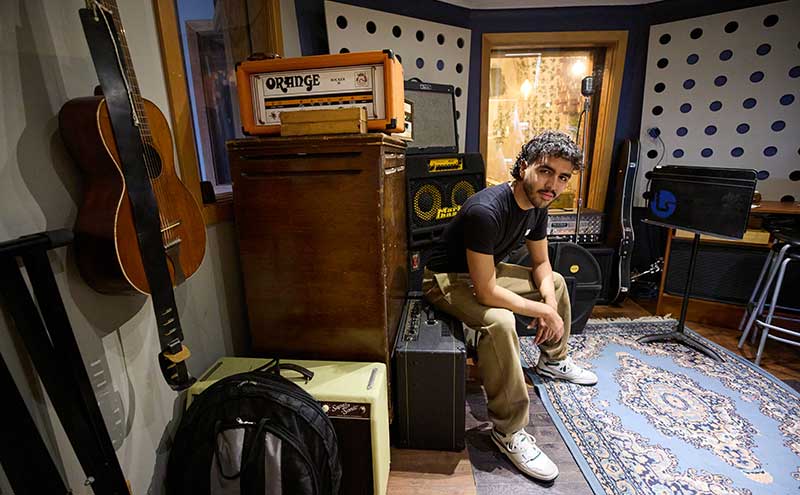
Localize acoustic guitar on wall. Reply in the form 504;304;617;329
59;1;205;295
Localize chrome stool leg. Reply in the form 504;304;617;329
739;243;790;349
755;256;793;365
738;249;774;330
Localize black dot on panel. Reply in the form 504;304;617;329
336;16;348;29
456;63;463;73
437;34;445;45
677;126;688;136
710;101;722;111
416;30;425;42
757;170;770;180
690;28;703;39
743;98;757;109
757;43;771;56
790;66;800;78
652;105;663;116
714;75;727;87
719;49;733;61
416;57;424;68
725;21;739;34
456;110;461;120
701;148;713;157
683;79;695;89
737;123;750;134
687;54;699;65
660;34;671;44
789;170;800;181
750;71;764;83
397;54;402;63
763;146;778;157
436;60;445;71
763;14;779;27
780;94;795;105
366;21;376;34
772;120;786;132
455;87;462;97
673;149;684;158
680;103;692;113
657;58;669;69
705;125;717;135
457;37;465;49
393;25;402;38
655;82;666;93
647;150;658;159
781;195;796;203
339;48;350;53
731;147;744;157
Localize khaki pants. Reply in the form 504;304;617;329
422;263;571;434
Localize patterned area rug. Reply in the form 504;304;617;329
519;318;800;495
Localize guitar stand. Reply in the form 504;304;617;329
0;229;130;494
637;232;723;362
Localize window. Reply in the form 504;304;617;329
480;32;628;212
153;0;283;222
486;48;603;209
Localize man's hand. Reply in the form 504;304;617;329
533;306;564;345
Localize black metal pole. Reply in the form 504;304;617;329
677;233;701;332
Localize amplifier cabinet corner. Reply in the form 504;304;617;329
229;134;408;372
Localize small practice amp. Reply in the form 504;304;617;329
393;298;466;451
546;208;604;244
188;358;390;495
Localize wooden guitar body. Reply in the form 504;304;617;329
59;96;206;294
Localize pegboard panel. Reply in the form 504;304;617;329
324;1;471;152
636;0;800;206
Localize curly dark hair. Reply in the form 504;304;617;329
510;130;582;180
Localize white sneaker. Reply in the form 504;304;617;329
536;356;598;385
491;428;559;481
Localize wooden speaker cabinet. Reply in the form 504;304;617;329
228;134;408;370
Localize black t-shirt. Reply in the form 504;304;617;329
426;183;548;273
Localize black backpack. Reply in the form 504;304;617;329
167;361;342;495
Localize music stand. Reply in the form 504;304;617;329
640;165;757;361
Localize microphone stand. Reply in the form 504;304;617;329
575;77;593;241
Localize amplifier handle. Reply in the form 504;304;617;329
257;359;314;383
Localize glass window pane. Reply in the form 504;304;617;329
487;48;595;209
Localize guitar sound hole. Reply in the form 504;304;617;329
142;144;163;178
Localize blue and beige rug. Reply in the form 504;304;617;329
519;318;800;495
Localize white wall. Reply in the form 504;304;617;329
0;0;248;493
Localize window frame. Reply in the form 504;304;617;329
480;31;628;211
152;0;284;224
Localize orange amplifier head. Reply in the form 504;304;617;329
236;50;405;135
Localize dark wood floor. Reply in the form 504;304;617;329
386;298;800;494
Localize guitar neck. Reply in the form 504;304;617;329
92;0;152;141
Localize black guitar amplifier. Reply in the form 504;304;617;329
393;298;466;451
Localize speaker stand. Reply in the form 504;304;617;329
637;232;723;362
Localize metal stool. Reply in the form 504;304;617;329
738;230;800;364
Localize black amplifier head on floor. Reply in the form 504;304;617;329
406;153;485;248
643;165;757;239
404;79;458;155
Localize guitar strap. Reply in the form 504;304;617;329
79;7;195;391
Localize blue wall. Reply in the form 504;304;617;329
295;0;781;160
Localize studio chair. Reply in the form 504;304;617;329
738;229;800;364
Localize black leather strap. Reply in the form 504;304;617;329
80;8;194;390
0;230;129;494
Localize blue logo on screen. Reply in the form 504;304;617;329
651;190;676;218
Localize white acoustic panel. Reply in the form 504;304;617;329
636;0;800;206
324;1;471;152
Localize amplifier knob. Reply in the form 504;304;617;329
322;404;330;413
